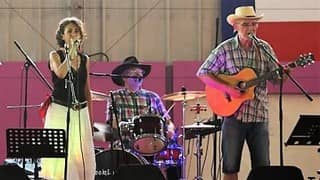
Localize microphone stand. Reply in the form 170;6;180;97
90;73;128;169
89;72;141;79
89;72;118;77
88;52;109;61
251;36;313;166
181;86;187;180
109;91;128;169
64;48;79;180
13;41;53;179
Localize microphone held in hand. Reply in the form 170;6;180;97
68;39;80;60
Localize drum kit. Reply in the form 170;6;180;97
92;90;219;180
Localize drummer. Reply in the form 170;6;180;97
105;56;175;149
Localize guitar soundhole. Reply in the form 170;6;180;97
237;81;246;90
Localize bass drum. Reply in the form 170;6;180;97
95;149;148;180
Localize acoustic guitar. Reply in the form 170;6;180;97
205;53;315;116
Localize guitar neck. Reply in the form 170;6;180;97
245;69;280;88
245;60;304;88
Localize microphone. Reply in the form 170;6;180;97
74;39;80;45
67;39;80;60
248;33;262;46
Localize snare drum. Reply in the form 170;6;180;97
95;149;148;180
131;115;167;155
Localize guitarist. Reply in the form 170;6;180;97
196;6;289;180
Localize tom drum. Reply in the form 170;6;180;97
131;115;167;155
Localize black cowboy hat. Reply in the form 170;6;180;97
111;56;151;86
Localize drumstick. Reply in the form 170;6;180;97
162;103;176;119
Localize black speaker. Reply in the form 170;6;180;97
113;165;165;180
247;165;304;180
0;164;30;180
167;166;181;180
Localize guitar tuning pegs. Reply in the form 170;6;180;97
309;53;315;64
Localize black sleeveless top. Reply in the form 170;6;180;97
51;50;87;103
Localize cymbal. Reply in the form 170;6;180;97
162;91;206;101
182;122;215;129
90;90;109;101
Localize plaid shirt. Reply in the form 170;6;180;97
197;34;279;123
106;88;170;122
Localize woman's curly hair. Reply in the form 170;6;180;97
55;17;87;48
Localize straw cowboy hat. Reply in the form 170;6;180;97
227;6;264;26
111;56;151;86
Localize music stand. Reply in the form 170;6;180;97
6;128;66;179
285;115;320;146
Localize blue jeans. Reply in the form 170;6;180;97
222;117;270;173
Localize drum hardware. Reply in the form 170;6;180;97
94;146;105;154
162;89;210;179
153;143;183;168
182;122;218;180
118;121;134;136
162;87;194;179
184;122;218;140
90;90;109;101
93;122;119;142
189;104;207;114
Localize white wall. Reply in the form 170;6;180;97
256;0;320;21
0;0;220;63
